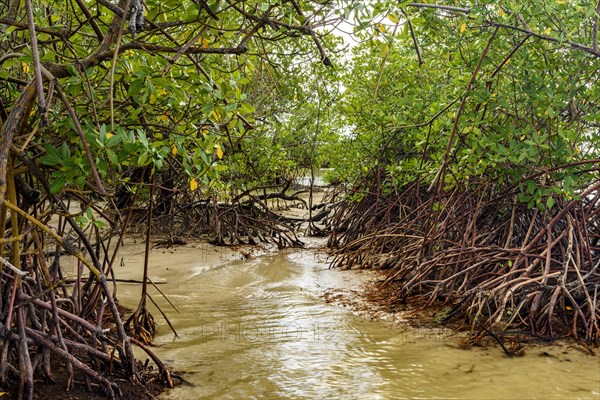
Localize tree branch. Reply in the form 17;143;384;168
72;0;104;42
228;0;332;65
54;84;107;195
488;20;600;58
406;3;471;14
0;81;37;205
45;41;248;79
594;0;599;52
402;8;423;65
24;0;47;121
0;18;69;38
430;26;500;193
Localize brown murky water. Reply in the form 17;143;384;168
115;241;600;400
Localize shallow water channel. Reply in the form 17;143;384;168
115;241;600;400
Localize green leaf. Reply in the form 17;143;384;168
67;64;78;76
239;103;255;113
60;142;71;159
128;78;145;97
40;144;63;166
138;152;150;166
106;149;119;165
137;131;149;148
49;176;66;194
202;102;214;116
75;215;88;226
93;220;105;229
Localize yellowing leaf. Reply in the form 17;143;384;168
498;8;506;17
171;145;177;155
379;44;390;57
216;144;224;159
106;132;114;140
22;62;30;73
157;88;167;96
388;14;399;24
198;37;209;48
565;306;573;311
212;110;220;122
377;24;386;33
544;27;552;34
556;0;567;3
190;179;198;191
459;23;467;33
160;114;169;122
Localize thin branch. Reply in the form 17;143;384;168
0;52;25;67
402;8;423;65
489;20;600;58
228;0;332;65
0;18;69;38
72;0;104;42
406;3;471;14
0;256;28;276
430;26;500;193
24;0;47;123
109;0;132;131
54;85;107;195
374;20;401;98
594;0;599;52
488;34;531;80
289;0;332;66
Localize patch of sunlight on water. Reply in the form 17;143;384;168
116;246;600;400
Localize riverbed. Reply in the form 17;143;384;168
115;240;600;400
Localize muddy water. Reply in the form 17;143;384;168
115;242;600;400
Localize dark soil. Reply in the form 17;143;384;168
3;302;170;400
320;271;450;328
4;362;164;400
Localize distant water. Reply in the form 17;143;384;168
295;169;330;187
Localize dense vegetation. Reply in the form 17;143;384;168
328;1;600;353
0;0;598;398
0;0;339;398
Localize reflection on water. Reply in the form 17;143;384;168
116;246;600;400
